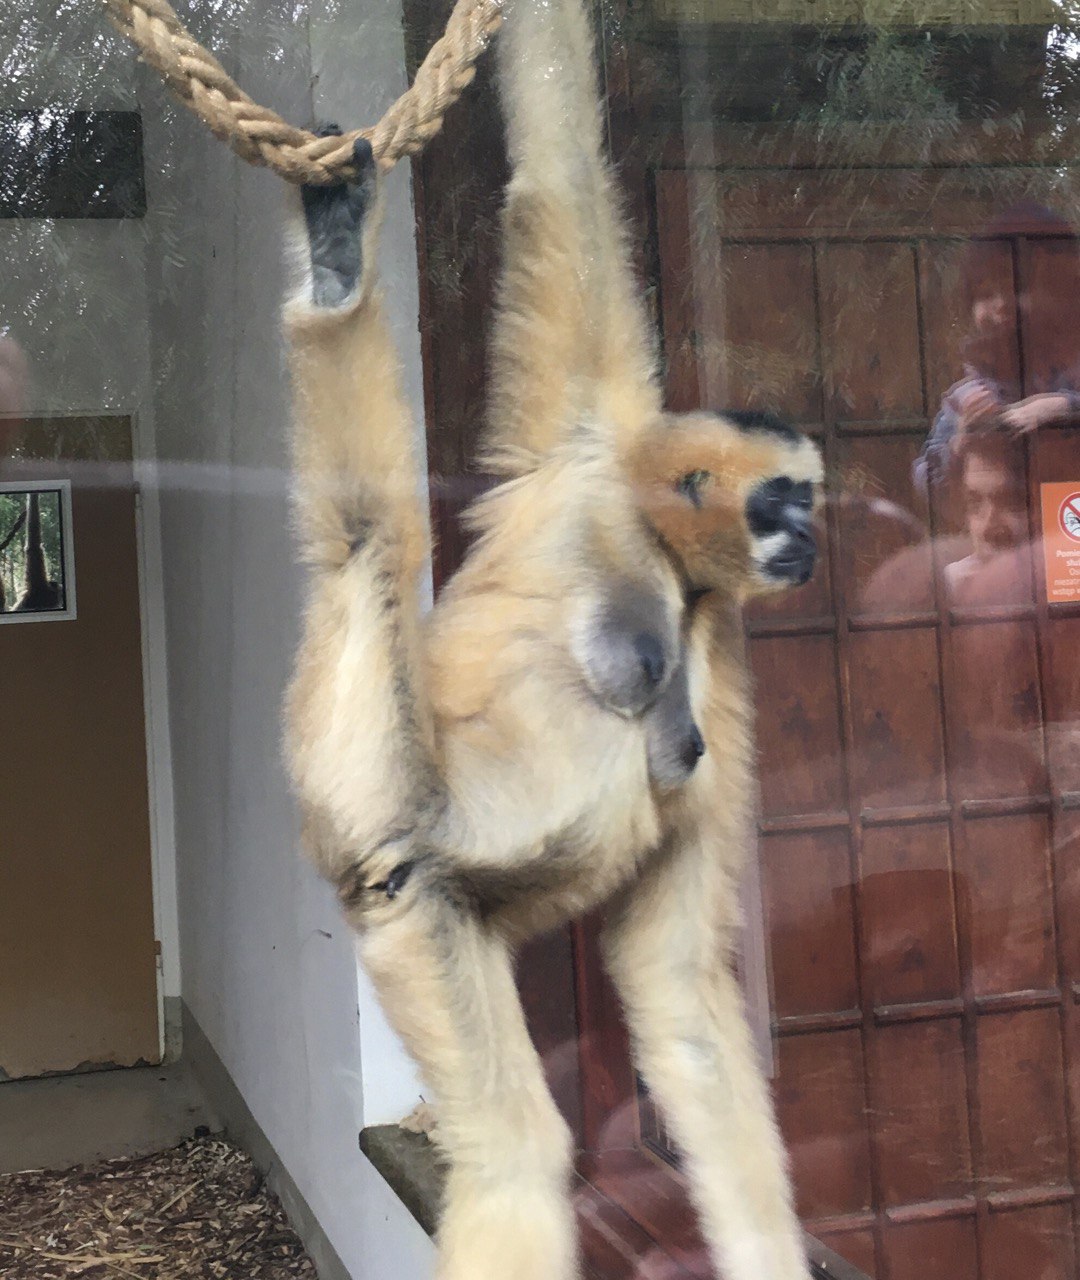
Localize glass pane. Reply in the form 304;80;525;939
0;484;74;619
6;2;1080;1279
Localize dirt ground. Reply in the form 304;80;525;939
0;1136;318;1279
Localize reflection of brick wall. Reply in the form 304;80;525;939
656;158;1080;1277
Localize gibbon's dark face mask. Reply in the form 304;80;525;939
745;476;817;587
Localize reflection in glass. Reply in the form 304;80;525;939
0;484;74;620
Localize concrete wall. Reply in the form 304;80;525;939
4;2;435;1274
141;2;434;1275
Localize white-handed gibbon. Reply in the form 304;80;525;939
282;1;823;1277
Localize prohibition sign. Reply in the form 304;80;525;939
1061;492;1080;542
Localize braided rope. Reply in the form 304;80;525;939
104;0;504;183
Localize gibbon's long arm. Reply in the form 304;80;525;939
283;138;436;889
282;135;676;910
486;0;661;470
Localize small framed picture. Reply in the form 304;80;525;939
0;480;77;623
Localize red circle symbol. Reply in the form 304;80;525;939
1060;493;1080;543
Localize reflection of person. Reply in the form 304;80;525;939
941;434;1030;603
915;204;1080;493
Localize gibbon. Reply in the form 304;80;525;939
282;1;823;1277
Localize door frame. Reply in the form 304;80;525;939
0;409;180;1067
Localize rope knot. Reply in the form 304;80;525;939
105;0;504;184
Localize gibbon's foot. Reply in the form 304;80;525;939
300;130;377;309
399;1100;439;1137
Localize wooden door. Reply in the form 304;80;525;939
0;416;159;1079
647;160;1080;1279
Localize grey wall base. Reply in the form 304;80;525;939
181;1003;351;1280
162;995;184;1064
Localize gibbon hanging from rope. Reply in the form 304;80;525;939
110;0;824;1273
280;3;822;1279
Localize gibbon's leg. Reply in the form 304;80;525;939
487;0;661;467
283;136;435;885
602;834;812;1280
354;868;578;1280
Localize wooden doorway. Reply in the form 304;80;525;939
641;151;1080;1279
401;2;1080;1274
0;416;159;1080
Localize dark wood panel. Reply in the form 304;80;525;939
1044;615;1080;798
861;822;961;1010
837;435;933;617
961;814;1057;998
882;1216;979;1280
918;239;1019;412
1056;813;1080;981
0;110;145;219
949;622;1047;801
870;1020;973;1207
775;1031;874;1220
763;830;858;1019
847;628;947;810
976;1009;1070;1190
627;31;1054;135
403;0;507;586
751;634;846;818
715;242;822;421
818;242;925;424
654;179;822;420
655;168;712;414
699;168;1076;240
1018;239;1080;398
983;1204;1076;1280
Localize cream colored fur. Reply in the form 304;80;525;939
281;1;820;1277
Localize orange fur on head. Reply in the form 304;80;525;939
627;411;824;597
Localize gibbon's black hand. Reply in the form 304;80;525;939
300;133;377;307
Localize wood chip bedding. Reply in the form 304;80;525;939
0;1136;318;1279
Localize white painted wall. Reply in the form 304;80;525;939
140;1;434;1274
5;1;435;1273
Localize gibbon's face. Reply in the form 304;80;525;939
630;410;825;599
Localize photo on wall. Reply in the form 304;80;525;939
0;480;76;622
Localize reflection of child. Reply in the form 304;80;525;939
915;204;1080;492
917;375;1080;492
